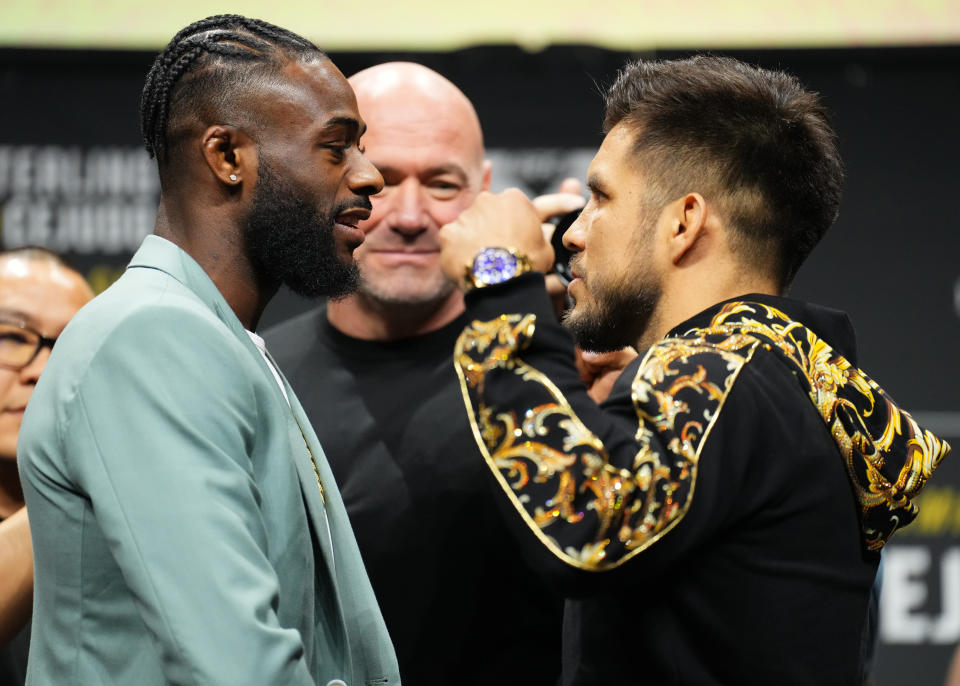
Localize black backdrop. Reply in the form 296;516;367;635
1;43;957;685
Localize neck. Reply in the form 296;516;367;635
637;268;779;352
327;290;465;341
155;202;275;331
0;459;24;518
215;271;277;332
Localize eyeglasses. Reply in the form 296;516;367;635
0;320;57;371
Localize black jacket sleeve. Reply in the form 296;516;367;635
454;274;762;594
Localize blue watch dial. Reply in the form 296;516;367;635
473;247;519;285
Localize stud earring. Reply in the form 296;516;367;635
229;174;238;182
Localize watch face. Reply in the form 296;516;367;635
473;247;518;285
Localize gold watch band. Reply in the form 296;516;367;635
463;246;533;292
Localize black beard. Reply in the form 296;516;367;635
563;280;660;353
243;159;366;299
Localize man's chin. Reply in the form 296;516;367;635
561;300;591;333
283;260;361;300
563;305;631;354
357;276;457;310
335;246;360;269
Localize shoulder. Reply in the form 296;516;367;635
69;280;242;373
642;298;835;408
41;273;257;424
628;324;812;465
636;329;761;405
63;266;225;346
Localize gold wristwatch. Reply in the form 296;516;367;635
463;246;533;291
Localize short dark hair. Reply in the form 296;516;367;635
604;55;843;288
140;15;326;165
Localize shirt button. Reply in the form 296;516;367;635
326;680;347;686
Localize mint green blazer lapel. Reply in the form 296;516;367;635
275;368;342;564
269;354;399;678
129;236;341;596
127;237;397;682
271;359;342;589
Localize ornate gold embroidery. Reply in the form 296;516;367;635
456;301;950;571
454;314;751;570
694;301;950;549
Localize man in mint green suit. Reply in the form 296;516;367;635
17;16;399;686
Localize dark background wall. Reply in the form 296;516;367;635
1;44;957;684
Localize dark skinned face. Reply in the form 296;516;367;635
244;152;365;298
243;58;383;298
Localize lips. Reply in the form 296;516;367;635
568;257;584;282
367;247;439;255
334;208;370;228
334;209;370;248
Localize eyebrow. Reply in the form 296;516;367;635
423;164;469;183
374;163;470;184
319;116;363;139
0;308;34;326
586;173;606;195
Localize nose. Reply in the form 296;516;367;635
389;178;428;237
348;153;384;198
562;209;587;253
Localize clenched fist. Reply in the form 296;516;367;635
439;188;582;289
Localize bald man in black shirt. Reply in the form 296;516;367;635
266;63;565;684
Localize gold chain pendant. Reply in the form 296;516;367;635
304;442;326;506
293;420;325;506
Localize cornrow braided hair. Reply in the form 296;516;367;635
140;15;324;162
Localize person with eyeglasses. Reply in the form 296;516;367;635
0;246;92;686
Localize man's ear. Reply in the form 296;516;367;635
201;125;254;188
667;192;708;265
480;159;492;191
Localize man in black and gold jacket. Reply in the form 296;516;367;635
438;56;950;685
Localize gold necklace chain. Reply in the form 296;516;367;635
265;349;327;507
293;419;325;506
